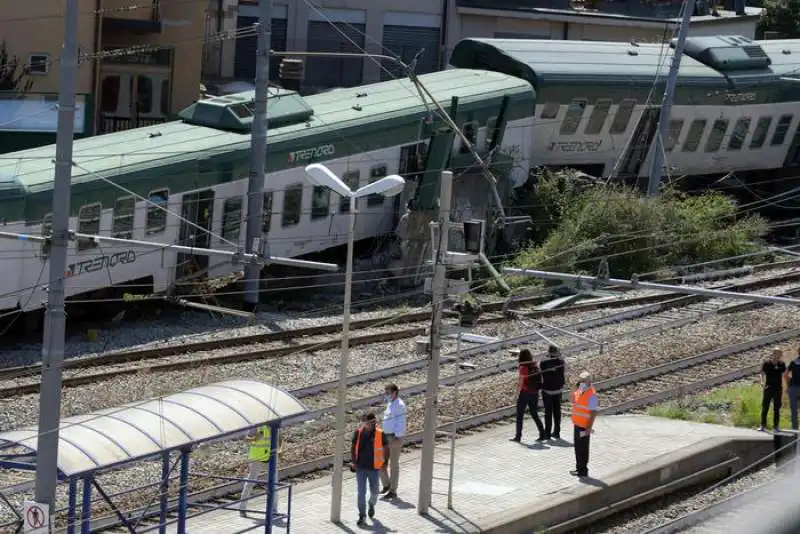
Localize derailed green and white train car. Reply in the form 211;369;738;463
0;68;536;317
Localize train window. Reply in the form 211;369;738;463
146;189;169;235
460;122;478;154
749;117;772;149
560;99;587;135
112;196;135;239
282;184;303;227
682;119;707;152
485;117;498;150
222;197;243;241
704;119;728;152
311;186;330;220
584;99;612;135
727;117;751;151
609;99;636;134
539;102;560;120
771;115;793;146
262;192;273;234
340;170;360;213
665;119;684;151
367;165;388;207
77;203;102;251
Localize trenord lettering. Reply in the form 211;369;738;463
66;250;137;277
288;144;335;163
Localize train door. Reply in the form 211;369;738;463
618;106;661;177
176;190;215;283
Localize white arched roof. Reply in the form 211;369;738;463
0;380;306;477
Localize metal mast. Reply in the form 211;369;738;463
647;0;697;197
243;0;273;311
34;0;79;508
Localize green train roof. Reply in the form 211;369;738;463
0;68;535;199
758;39;800;77
448;36;781;88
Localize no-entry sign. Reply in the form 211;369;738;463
23;501;49;534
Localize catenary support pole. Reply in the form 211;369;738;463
647;0;696;197
330;194;356;522
418;170;454;515
34;0;79;509
243;0;273;311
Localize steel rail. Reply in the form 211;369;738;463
4;269;799;399
5;259;798;384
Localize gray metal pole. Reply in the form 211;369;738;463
243;0;272;312
34;0;79;508
447;332;462;510
502;268;800;306
330;194;356;522
418;170;454;515
647;0;696;197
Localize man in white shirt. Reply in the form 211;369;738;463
380;383;406;499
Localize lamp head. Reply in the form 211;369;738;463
304;163;353;198
354;174;406;199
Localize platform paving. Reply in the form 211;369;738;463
172;415;766;534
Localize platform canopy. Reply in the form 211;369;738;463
0;380;306;477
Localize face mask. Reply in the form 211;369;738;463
384;395;392;403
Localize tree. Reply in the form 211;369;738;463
0;41;32;93
758;0;800;38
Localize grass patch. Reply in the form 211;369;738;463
647;382;791;429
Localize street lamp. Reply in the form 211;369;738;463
304;163;406;523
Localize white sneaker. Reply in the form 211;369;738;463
758;426;765;431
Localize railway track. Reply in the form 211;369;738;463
2;269;799;401
74;290;800;533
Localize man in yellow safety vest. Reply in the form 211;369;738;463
570;371;597;479
239;425;277;518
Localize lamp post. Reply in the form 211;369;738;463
304;163;406;523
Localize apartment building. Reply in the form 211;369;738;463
204;0;760;91
0;0;206;147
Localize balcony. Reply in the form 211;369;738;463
99;116;168;134
102;0;162;33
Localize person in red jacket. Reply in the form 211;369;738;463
511;348;546;442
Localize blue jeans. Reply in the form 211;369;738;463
790;387;800;430
356;468;379;516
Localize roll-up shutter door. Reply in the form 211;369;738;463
380;26;440;81
306;21;366;89
234;16;288;82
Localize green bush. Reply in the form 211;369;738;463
508;172;768;284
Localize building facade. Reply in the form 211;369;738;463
1;0;206;139
205;0;760;91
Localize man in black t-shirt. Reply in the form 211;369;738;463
785;348;800;430
760;349;786;431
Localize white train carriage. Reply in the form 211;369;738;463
0;68;536;316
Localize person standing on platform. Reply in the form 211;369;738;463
540;345;566;440
570;371;597;478
351;412;388;526
511;348;546;443
784;348;800;430
239;425;277;518
760;349;786;432
380;383;406;499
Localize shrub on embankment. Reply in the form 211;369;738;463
504;169;769;287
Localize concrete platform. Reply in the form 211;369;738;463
173;416;772;534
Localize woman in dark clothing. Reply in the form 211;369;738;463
512;348;546;443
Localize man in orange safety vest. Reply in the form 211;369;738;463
570;371;597;478
351;412;388;526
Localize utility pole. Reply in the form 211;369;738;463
243;0;272;312
647;0;696;197
418;170;453;515
34;0;78;510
